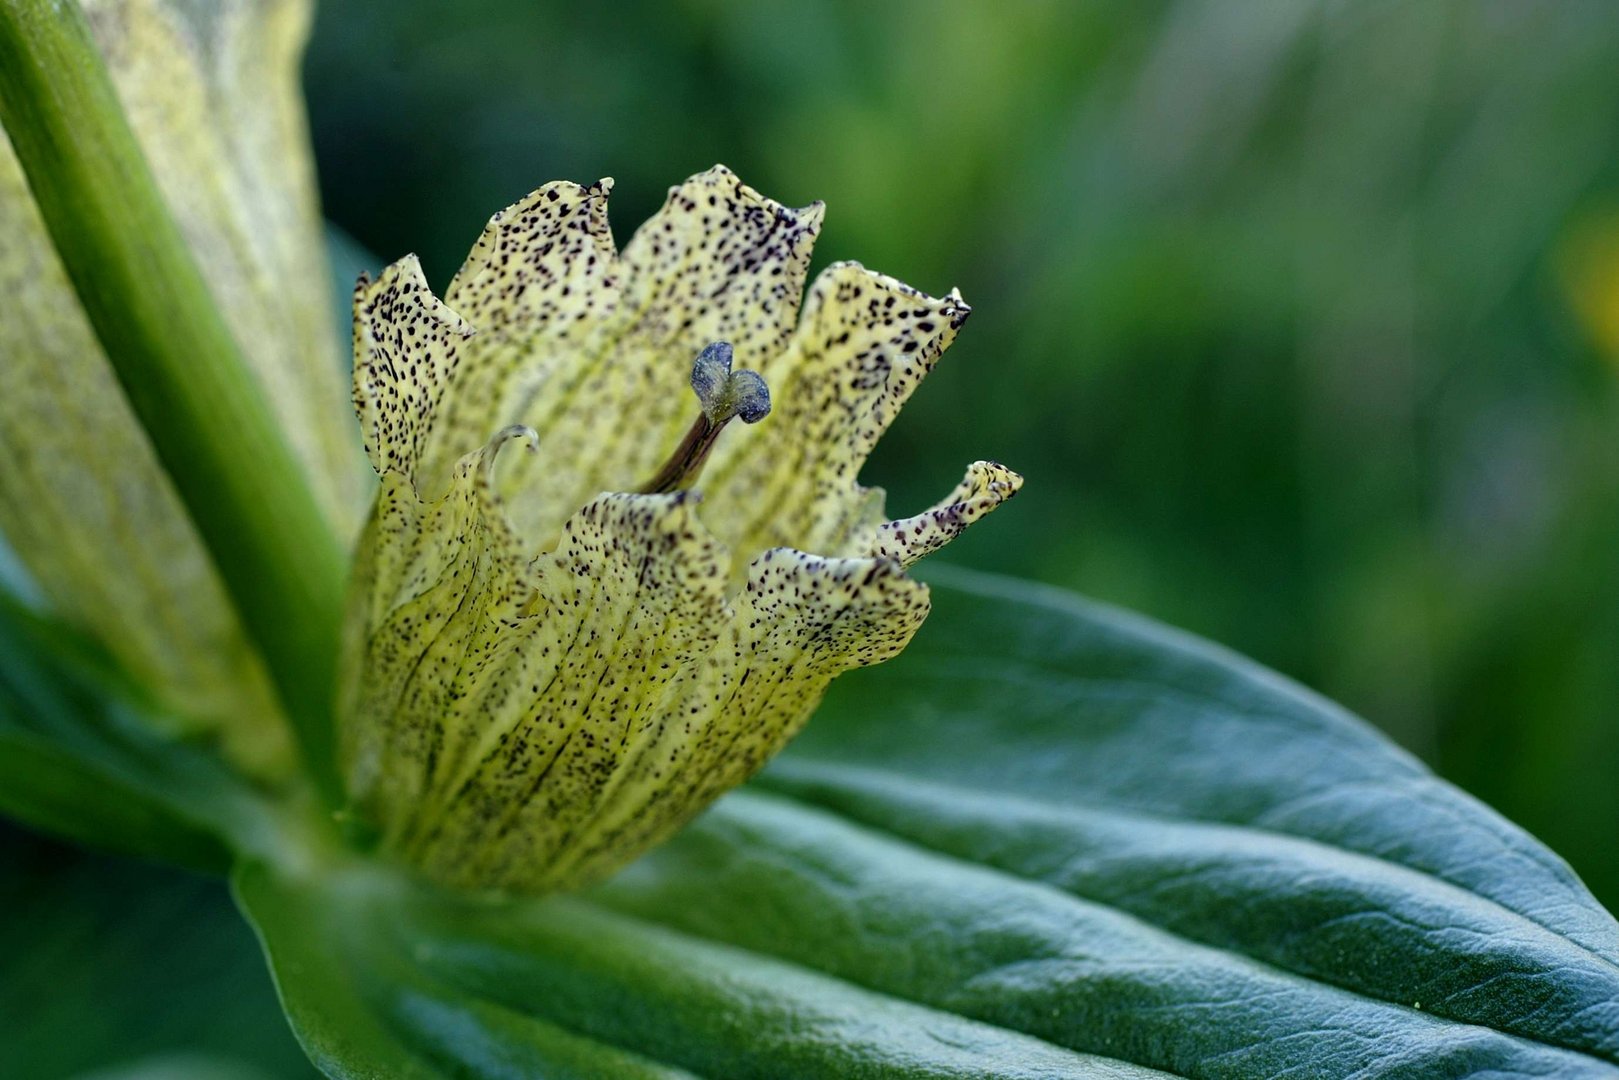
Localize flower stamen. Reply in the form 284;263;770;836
640;341;770;494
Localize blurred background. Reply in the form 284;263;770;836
10;1;1619;1075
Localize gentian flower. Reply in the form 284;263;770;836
343;166;1021;892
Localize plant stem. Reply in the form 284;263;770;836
0;0;347;808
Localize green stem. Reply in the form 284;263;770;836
0;0;347;808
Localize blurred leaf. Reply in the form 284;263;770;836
0;594;274;872
71;1056;285;1080
0;729;227;875
70;1062;281;1080
0;826;316;1080
238;569;1619;1077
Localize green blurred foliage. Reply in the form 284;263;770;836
305;0;1619;905
0;824;317;1079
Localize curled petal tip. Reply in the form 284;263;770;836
472;425;540;482
865;460;1025;568
491;424;540;453
976;459;1025;496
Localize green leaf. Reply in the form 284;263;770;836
0;730;228;875
237;569;1619;1078
70;1058;287;1080
235;859;1149;1080
0;594;273;871
0;826;317;1079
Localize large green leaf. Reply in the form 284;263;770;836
237;567;1619;1078
0;825;316;1080
0;596;273;872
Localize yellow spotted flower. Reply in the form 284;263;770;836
342;166;1021;894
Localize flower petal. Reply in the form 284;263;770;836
413;179;619;489
490;166;825;543
340;426;536;827
88;0;363;528
697;261;980;562
658;549;930;800
352;254;473;492
863;460;1025;567
617;164;825;372
342;466;737;891
490;548;932;892
368;168;827;547
343;431;938;894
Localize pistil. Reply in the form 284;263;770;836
640;342;771;494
